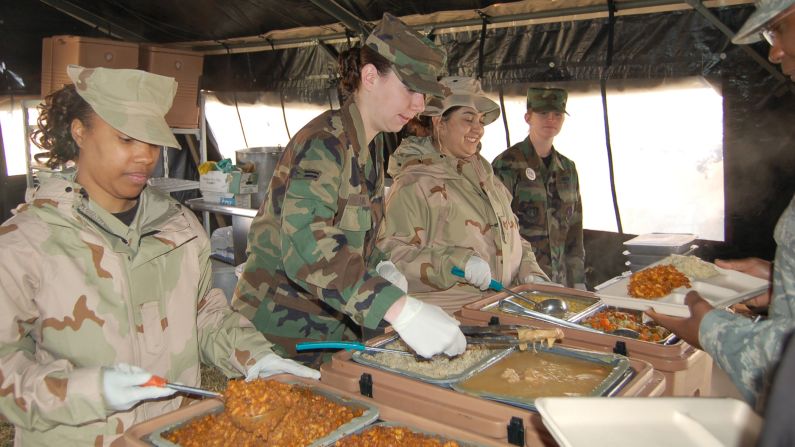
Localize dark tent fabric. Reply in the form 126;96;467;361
3;0;795;284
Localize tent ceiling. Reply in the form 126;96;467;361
36;0;752;54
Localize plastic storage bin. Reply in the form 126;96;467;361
139;45;204;128
41;35;139;96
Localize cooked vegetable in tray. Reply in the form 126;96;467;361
580;310;670;342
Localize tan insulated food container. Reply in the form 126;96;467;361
457;283;711;397
319;348;665;447
121;374;499;447
41;35;139;97
139;46;204;128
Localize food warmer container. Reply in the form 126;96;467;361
456;283;712;397
319;335;665;447
121;374;501;447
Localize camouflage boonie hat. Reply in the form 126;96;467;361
66;64;180;148
527;87;568;114
423;76;501;125
733;0;795;44
365;13;447;98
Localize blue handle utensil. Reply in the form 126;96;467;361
295;341;415;357
451;266;524;300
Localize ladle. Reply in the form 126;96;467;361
536;298;569;319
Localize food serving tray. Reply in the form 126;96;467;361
536;397;762;447
335;421;488;447
450;345;632;412
482;289;601;322
145;381;379;447
351;334;510;386
571;304;678;345
596;260;769;317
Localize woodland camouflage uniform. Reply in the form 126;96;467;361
0;172;273;446
492;88;585;287
379;136;546;313
232;101;405;366
232;13;446;366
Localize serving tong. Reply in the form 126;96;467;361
142;375;222;399
460;324;562;348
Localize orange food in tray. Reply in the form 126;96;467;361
163;379;363;446
334;425;461;446
627;264;691;299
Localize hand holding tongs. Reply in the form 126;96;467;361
142;375;222;399
459;324;532;347
295;341;416;357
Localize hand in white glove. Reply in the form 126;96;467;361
520;274;563;287
387;296;467;358
245;353;320;381
465;256;492;290
376;260;408;293
102;363;177;412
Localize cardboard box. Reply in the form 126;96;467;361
139;45;203;128
41;35;139;96
199;171;258;195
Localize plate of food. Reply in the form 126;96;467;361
595;255;769;317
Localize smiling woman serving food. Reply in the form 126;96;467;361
377;76;548;314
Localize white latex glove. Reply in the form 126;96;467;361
520;274;564;287
245;353;320;381
376;260;408;293
574;282;587;291
465;256;492;290
389;296;467;358
102;363;177;412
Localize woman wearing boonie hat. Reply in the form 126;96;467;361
377;76;549;313
0;65;317;446
233;13;466;366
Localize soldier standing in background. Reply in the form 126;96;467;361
232;13;466;367
0;65;317;447
378;77;548;314
491;88;586;289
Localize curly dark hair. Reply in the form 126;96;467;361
31;84;95;169
337;45;392;102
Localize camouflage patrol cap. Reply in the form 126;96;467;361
733;0;795;44
527;87;568;113
365;13;447;98
422;76;501;125
66;64;180;148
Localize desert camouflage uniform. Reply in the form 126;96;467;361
492;138;585;287
232;101;405;366
378;136;546;314
700;195;795;410
0;172;273;446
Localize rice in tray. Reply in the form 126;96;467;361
360;339;497;379
663;254;720;279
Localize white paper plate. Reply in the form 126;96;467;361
535;397;762;447
595;263;769;317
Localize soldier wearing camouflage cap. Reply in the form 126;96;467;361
649;0;795;422
0;65;317;446
233;13;466;367
492;87;586;289
378;77;548;313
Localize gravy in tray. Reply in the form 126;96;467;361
457;350;612;398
